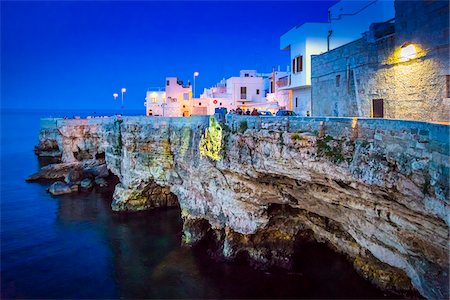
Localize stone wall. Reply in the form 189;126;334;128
311;0;450;122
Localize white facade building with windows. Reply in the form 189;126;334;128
280;0;395;116
145;77;192;117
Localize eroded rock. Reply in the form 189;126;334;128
48;181;72;195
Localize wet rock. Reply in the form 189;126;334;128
94;177;108;187
64;168;84;184
80;178;93;190
48;181;72;195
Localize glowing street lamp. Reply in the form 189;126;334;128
193;72;199;98
121;88;126;110
400;43;417;61
113;93;118;101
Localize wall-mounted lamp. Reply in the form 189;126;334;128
400;43;417;61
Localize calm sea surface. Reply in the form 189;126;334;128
1;109;396;299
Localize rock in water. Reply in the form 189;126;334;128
64;168;84;184
94;177;108;187
48;181;72;195
80;178;93;190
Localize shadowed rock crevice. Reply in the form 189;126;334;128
112;181;179;212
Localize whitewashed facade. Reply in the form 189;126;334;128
145;77;192;117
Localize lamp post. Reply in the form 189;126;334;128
121;88;126;111
113;93;118;101
193;72;199;98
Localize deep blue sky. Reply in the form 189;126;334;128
2;1;335;111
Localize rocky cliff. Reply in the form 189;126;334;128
31;115;449;299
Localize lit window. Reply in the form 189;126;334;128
152;97;157;103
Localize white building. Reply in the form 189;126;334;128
195;79;234;115
145;77;192;117
280;0;395;116
199;69;288;114
265;68;290;111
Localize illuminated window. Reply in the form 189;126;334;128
336;75;341;87
151;97;157;103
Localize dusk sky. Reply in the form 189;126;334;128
2;1;336;111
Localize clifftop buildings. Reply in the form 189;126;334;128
280;0;395;116
310;0;449;122
144;0;448;122
145;77;192;117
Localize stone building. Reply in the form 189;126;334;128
280;0;395;116
311;0;450;122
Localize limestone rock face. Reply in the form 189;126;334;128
48;181;72;195
32;116;449;299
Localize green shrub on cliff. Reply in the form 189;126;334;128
239;120;248;133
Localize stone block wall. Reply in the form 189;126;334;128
311;0;450;122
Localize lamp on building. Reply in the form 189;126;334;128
121;88;126;110
193;72;199;98
400;43;417;61
113;93;118;101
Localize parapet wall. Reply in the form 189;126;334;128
226;115;449;153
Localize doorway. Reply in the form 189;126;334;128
372;99;384;118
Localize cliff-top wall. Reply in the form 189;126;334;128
34;115;449;299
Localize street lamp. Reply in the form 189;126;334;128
193;72;199;98
121;88;126;111
113;93;118;101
